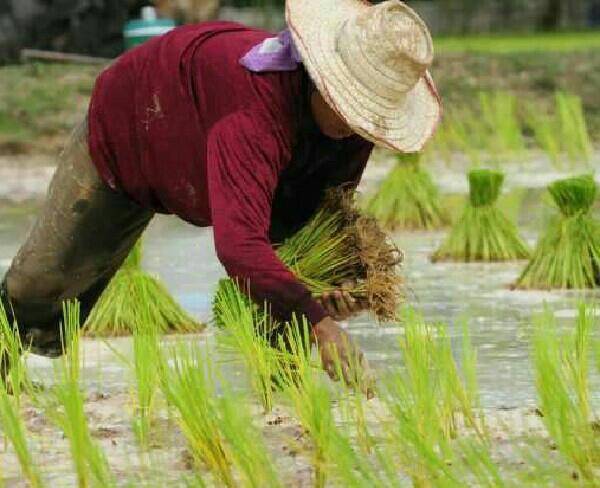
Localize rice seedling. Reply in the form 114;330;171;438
277;321;387;488
524;103;561;167
160;341;281;487
366;153;448;231
432;169;530;262
516;175;600;289
532;304;599;481
40;300;115;488
215;188;403;330
556;92;593;163
0;300;31;403
377;308;501;486
85;239;203;336
478;92;525;157
131;317;161;448
214;279;279;412
0;372;44;487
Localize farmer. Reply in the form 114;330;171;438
0;0;440;384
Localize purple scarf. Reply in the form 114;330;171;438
240;29;302;72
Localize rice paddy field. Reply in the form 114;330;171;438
1;33;600;487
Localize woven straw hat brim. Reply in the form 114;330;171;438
287;0;441;152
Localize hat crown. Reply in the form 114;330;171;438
336;1;433;99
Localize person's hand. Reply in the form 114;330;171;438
317;281;367;321
311;316;374;398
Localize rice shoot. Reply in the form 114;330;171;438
516;175;600;289
532;304;599;480
85;239;204;336
433;169;530;262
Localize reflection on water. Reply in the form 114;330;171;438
1;191;598;409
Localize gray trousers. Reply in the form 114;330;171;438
1;120;153;356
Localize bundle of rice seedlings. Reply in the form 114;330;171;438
85;239;203;336
214;188;403;329
432;169;530;262
366;153;448;231
532;304;599;481
516;175;600;289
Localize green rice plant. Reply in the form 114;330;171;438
381;309;498;487
214;279;279;412
160;342;281;487
277;321;387;488
516;175;600;289
479;92;525;157
0;375;44;487
524;103;561;167
85;239;203;336
41;300;115;488
556;92;593;163
0;301;31;404
215;189;403;328
131;317;161;448
432;169;530;262
159;343;234;486
366;153;449;231
216;386;282;488
532;304;599;481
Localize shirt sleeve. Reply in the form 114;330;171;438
207;110;327;326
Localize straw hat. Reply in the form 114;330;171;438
286;0;441;153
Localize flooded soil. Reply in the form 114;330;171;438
1;153;600;485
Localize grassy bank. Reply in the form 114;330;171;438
0;41;599;156
435;31;600;54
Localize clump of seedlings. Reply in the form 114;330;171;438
432;169;530;262
160;341;281;487
516;175;600;289
381;308;500;487
214;280;279;412
41;301;115;487
215;188;403;327
131;317;161;448
85;239;203;336
532;304;599;482
366;153;448;231
0;303;43;487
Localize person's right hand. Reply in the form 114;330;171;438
311;316;374;397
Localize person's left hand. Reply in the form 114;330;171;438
317;281;367;321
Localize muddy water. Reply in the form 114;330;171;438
1;157;600;485
0;183;597;408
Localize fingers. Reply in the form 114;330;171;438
319;290;362;320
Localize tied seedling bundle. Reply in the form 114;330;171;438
432;169;530;262
214;188;403;328
85;239;203;336
516;175;600;289
366;153;448;230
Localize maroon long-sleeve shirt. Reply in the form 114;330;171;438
87;22;373;325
